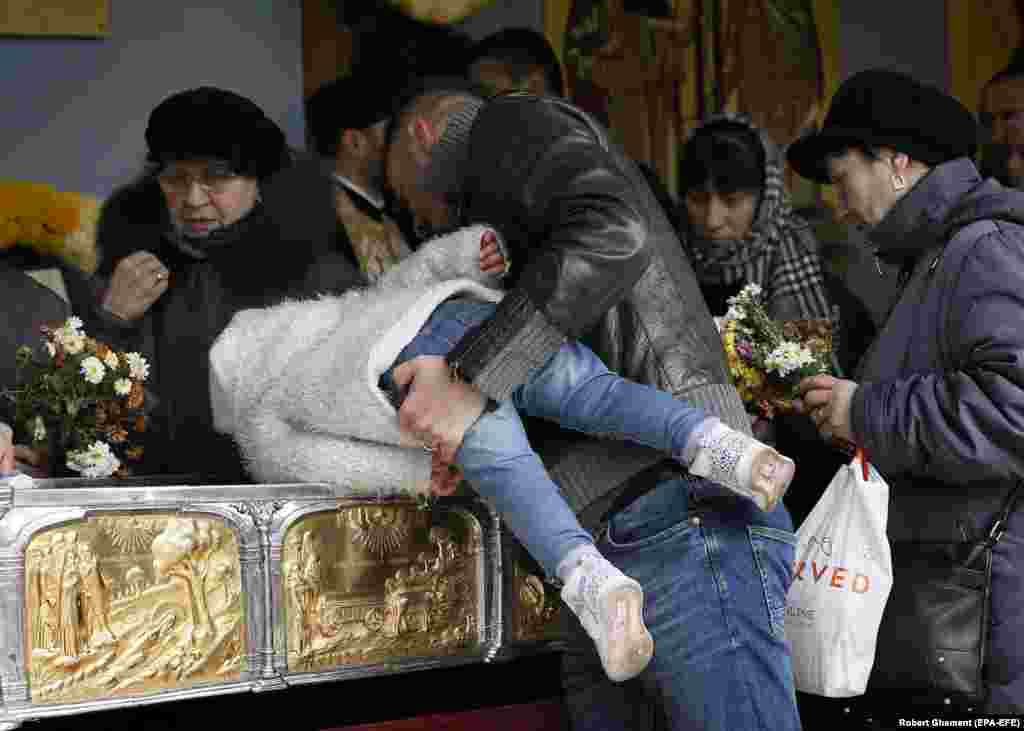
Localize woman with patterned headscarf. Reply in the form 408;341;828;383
680;115;832;321
680;115;844;533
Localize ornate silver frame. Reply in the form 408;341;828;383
0;477;563;729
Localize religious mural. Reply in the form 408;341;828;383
281;504;484;672
556;0;838;204
947;0;1024;115
25;514;246;705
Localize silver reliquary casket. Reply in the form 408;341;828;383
0;476;565;729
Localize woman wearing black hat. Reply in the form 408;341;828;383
85;87;363;481
789;69;1024;720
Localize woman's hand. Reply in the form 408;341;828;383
795;374;859;444
102;251;170;322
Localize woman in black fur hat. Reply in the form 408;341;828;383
790;69;1024;723
85;87;363;481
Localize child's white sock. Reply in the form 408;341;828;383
687;420;795;511
558;549;654;683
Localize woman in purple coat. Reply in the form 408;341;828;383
790;70;1024;719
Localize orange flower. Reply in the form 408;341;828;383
106;427;128;444
0;219;18;249
46;193;82;236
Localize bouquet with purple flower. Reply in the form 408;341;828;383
720;284;833;419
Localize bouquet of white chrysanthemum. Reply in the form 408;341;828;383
3;317;150;478
720;284;832;419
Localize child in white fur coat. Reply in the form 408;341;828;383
209;225;794;683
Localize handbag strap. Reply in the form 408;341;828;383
962;481;1023;570
987;480;1024;547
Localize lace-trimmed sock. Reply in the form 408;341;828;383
559;551;654;683
688;421;795;511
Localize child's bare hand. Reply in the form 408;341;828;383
430;453;464;496
479;229;507;275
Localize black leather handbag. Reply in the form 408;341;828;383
867;481;1022;704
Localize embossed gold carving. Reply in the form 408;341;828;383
509;559;563;644
25;514;246;704
284;505;482;671
346;505;409;558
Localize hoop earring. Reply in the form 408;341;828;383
892;174;906;191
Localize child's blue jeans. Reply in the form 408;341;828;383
380;298;711;577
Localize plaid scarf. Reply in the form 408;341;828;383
683;114;831;321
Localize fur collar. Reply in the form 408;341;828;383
97;160;337;296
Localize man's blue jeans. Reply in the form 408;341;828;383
381;298;710;577
382;298;802;728
562;476;802;730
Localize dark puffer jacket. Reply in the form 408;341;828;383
444;93;750;528
87;158;363;481
851;157;1024;713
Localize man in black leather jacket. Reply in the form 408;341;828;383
386;82;802;730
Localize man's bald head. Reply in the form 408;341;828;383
386;84;484;239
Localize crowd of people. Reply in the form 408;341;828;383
2;23;1023;730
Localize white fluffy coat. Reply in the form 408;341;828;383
209;225;504;497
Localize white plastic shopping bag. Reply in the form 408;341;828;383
785;453;893;697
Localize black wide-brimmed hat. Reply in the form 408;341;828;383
145;87;288;179
787;70;978;183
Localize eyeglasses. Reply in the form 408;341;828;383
157;164;241;195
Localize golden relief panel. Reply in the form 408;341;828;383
506;542;564;644
283;504;483;671
25;514;246;704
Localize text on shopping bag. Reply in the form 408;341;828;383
793;560;873;593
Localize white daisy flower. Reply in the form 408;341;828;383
53;317;86;349
62;334;86;355
66;441;121;479
114;377;133;396
724;304;745;321
80;356;106;384
125;352;150;382
765;341;815;378
32;416;47;443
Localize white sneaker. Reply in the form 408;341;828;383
560;555;653;683
689;422;795;512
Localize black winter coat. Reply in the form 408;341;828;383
88;159;364;481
